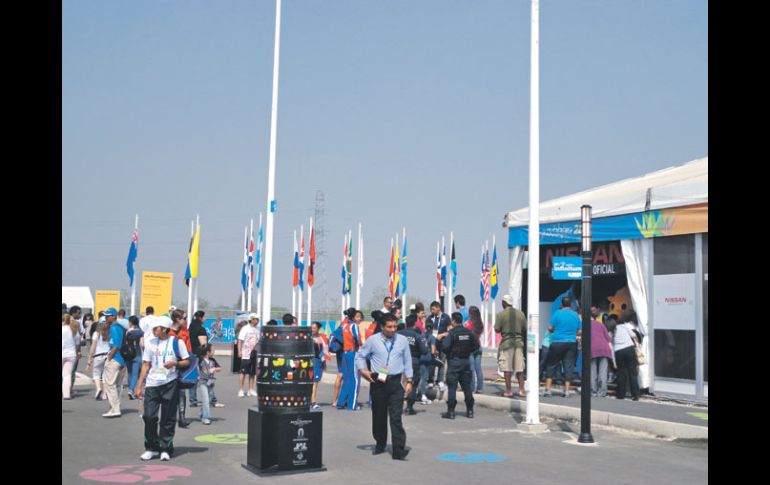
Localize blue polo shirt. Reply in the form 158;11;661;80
109;324;126;366
549;309;581;343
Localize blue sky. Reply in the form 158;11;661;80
61;0;707;314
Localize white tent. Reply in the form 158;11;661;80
62;286;95;310
504;157;708;228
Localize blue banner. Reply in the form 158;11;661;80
551;257;583;280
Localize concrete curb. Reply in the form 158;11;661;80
319;371;707;440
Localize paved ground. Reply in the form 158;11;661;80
63;350;707;484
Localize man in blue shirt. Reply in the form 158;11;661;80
454;294;469;323
427;301;451;391
102;307;127;417
356;313;413;460
542;297;582;398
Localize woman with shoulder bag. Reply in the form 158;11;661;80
612;311;641;401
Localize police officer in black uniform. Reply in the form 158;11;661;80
439;312;480;419
398;314;430;415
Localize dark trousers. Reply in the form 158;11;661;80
446;357;474;410
370;376;406;454
615;346;640;399
405;363;421;408
143;380;180;454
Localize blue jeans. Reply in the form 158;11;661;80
127;355;143;393
188;383;198;405
197;382;214;420
470;352;484;392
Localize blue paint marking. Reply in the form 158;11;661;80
436;452;505;463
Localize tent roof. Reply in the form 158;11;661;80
503;157;708;227
62;286;95;310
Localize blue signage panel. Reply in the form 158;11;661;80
552;257;582;280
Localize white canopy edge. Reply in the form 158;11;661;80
62;286;95;310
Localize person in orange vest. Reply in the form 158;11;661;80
310;321;331;411
334;308;363;410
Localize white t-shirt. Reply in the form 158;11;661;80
139;315;155;342
238;324;259;359
62;326;80;358
613;323;636;352
92;332;111;355
142;336;190;388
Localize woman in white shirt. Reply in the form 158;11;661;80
62;314;81;399
612;312;641;401
85;318;111;400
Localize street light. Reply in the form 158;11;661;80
578;204;595;444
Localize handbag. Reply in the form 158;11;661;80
173;337;200;388
630;332;646;366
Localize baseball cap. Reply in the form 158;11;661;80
248;313;259;320
168;305;177;312
502;295;514;305
151;315;173;330
103;307;118;316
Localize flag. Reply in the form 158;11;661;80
308;225;316;287
298;231;305;291
255;218;264;289
346;234;353;294
189;224;201;278
450;240;456;289
240;228;248;291
185;229;194;287
490;242;499;300
393;237;401;298
126;229;138;287
292;234;299;288
400;235;407;295
436;242;442;297
479;247;485;301
483;245;491;302
341;235;348;296
440;240;447;291
388;239;395;299
248;229;255;289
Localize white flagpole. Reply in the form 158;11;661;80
261;0;283;325
130;214;138;316
292;230;297;318
298;224;304;323
491;234;497;348
256;213;263;318
247;218;254;311
300;217;313;326
187;220;194;319
526;0;541;424
341;233;347;318
356;222;362;310
441;235;446;312
241;225;247;312
193;214;200;314
436;241;440;303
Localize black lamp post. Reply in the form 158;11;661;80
578;204;595;444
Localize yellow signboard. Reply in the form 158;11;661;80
95;290;121;317
140;271;174;316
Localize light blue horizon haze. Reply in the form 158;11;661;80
61;0;708;314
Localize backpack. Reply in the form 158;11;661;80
119;327;138;362
172;337;199;389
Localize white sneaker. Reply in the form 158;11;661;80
438;382;446;391
201;418;211;425
310;404;321;411
160;452;171;461
238;390;245;398
140;451;159;461
247;390;257;397
420;395;432;405
102;411;122;418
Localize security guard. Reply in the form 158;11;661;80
398;314;430;415
439;312;479;419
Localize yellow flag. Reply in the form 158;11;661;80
189;224;201;278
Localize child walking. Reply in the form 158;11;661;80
197;344;222;425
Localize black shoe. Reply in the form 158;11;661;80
405;407;416;415
466;409;474;418
372;446;386;455
178;414;189;428
441;411;455;419
392;449;410;460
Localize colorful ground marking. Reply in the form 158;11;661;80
436;452;505;463
80;465;191;483
194;433;248;445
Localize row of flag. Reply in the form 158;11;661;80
293;224;316;291
242;217;264;294
388;231;407;299
480;240;499;302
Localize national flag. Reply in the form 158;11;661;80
479;246;485;301
436;242;442;297
308;225;316;287
483;245;491;302
240;228;248;291
490;242;499;300
298;231;305;291
185;228;194;287
126;229;138;287
341;235;348;296
189;223;201;278
450;241;456;289
255;218;264;289
292;233;299;288
346;234;353;294
247;229;255;289
440;240;447;290
388;239;395;299
393;237;401;298
400;235;407;295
